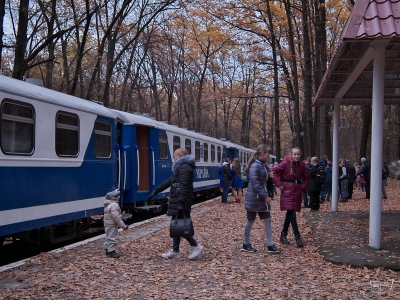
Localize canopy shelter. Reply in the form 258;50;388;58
313;0;400;249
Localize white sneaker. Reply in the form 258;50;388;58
161;249;181;259
188;244;203;260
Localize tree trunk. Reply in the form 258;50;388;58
359;105;372;159
266;0;281;161
12;0;29;79
301;0;314;157
44;0;57;88
0;0;6;73
283;0;303;150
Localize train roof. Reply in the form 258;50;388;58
0;75;116;119
0;75;254;153
113;110;252;148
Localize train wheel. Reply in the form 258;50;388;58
76;218;90;235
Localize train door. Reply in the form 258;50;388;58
229;148;235;162
116;121;125;200
136;126;150;191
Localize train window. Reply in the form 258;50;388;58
1;101;34;155
56;112;79;157
94;120;111;158
204;142;208;162
222;146;226;160
195;141;200;162
211;145;215;162
159;132;168;159
185;139;191;154
173;136;180;152
217;146;221;163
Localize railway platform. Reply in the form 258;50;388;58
1;181;400;298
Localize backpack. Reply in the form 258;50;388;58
315;166;326;185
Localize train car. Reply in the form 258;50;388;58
112;110;231;210
0;74;257;246
0;75;122;246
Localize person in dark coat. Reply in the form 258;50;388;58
307;157;323;211
241;144;280;254
322;162;333;202
271;147;310;247
345;160;356;199
221;158;233;203
302;157;311;208
358;157;371;199
382;162;389;199
318;155;328;203
339;158;349;202
319;155;328;169
146;148;203;260
218;164;224;193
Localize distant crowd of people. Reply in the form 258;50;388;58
300;155;389;207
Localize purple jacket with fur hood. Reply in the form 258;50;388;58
244;158;270;212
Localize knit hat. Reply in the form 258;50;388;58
107;186;120;198
361;158;366;163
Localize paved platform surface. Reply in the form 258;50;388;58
1;188;400;299
304;210;400;270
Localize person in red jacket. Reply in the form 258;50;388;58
271;147;310;247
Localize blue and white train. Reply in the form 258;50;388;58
0;75;256;246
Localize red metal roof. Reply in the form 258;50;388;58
357;0;400;38
313;0;400;106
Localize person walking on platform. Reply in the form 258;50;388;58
354;163;360;190
241;144;280;254
319;155;328;202
346;160;356;199
382;162;389;199
103;187;129;258
302;157;311;208
339;159;349;202
231;158;244;203
322;162;333;202
218;163;224;194
358;157;371;199
221;158;233;203
146;148;203;260
271;147;310;247
307;157;323;211
359;171;366;192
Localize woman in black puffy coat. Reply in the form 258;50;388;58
146;148;203;260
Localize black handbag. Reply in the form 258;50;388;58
170;211;194;238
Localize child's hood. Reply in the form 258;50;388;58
104;199;119;207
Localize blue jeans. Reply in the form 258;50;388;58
322;184;332;200
172;236;197;252
222;180;231;203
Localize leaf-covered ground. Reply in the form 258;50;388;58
1;179;400;299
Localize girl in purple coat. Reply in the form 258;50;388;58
241;144;280;254
271;147;310;247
